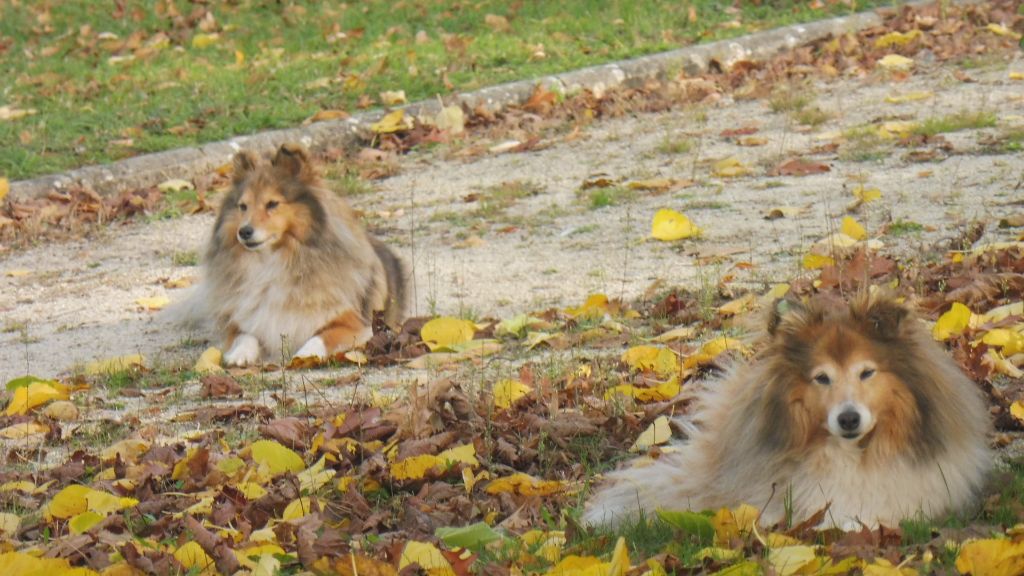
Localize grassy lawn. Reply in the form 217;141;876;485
0;1;890;181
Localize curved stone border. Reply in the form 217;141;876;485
10;6;896;201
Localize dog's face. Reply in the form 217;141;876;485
219;144;322;252
233;182;292;251
768;295;921;449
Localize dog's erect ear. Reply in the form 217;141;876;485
854;292;909;339
272;143;315;182
232;151;259;183
767;297;803;336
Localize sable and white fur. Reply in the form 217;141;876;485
584;293;991;530
179;143;406;366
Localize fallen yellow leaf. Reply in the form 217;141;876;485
68;510;105;534
877;121;917;139
874;29;922;49
400;541;455;576
684;337;749;369
485;473;566;496
282;497;313;520
392;444;479;481
841;216;867;241
0;552;77;574
932;302;972;341
0;178;7;202
987;23;1022;39
608;537;630;576
768;545;819;576
630;415;672;452
852;185;882;203
606;377;681;403
370;109;413;134
885;91;933;104
250;440;306;476
191;33;219;48
157;178;193;193
5;380;70;416
1010;401;1024;424
0;512;18;537
493;379;532;410
84;354;145;375
622;345;678;377
565;293;610;319
420;317;476;352
718;293;756;317
194;346;223;374
802;253;835;270
434;105;465;134
174;541;216;573
135;295;169;311
41;400;78;421
651;208;700;241
956;538;1024;576
0;421;48;439
100;438;151;463
713;157;752;177
1011;72;1024;81
380;90;407;105
877;54;914;71
650;325;697;343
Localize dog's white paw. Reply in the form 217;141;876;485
293;335;328;360
224;334;261;367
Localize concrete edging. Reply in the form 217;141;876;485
10;8;888;201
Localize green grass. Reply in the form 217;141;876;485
912;111;997;137
887;219;925;236
656;135;694;155
584;187;636;209
0;1;890;181
171;250;199;267
793;106;831;127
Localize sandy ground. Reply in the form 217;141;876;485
1;61;1023;384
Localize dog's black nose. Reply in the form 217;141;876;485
238;225;254;241
837;410;860;432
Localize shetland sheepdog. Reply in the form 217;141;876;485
182;143;406;366
584;293;991;530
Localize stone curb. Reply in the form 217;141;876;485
9;7;891;201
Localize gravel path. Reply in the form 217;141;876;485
1;61;1022;383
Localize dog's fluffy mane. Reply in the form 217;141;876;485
584;292;991;529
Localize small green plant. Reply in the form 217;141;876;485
583;187;635;209
682;199;729;211
913;111;996;137
769;87;812;113
839;125;889;163
656;135;694;155
171;250;199;267
887;219;925;236
793;106;831;127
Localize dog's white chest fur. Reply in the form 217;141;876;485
229;253;341;357
787;439;974;530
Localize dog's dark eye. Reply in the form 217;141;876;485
813;373;831;386
860;368;876;380
266;200;279;210
238;203;247;212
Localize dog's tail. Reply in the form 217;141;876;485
159;283;211;331
582;447;699;526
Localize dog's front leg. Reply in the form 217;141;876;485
294;309;372;361
224;329;261;367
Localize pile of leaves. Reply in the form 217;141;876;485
1;211;1024;574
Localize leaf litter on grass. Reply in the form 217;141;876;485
2;235;1024;574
